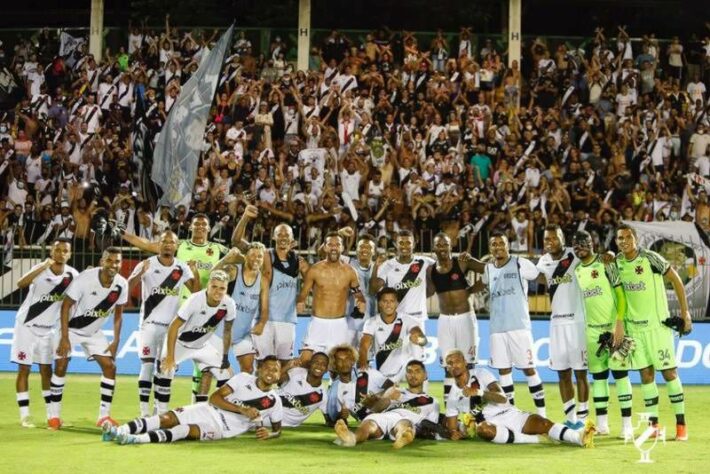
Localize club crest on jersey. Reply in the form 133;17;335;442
142;346;151;356
410;264;420;273
171;269;182;281
309;392;321;403
17;351;27;361
107;291;120;304
357;377;368;388
206;248;214;256
635;265;643;275
260;397;274;409
451;273;459;281
591;270;599;279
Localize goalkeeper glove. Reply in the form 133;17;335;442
596;331;613;357
611;336;636;363
662;316;686;336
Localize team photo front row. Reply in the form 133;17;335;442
10;213;693;448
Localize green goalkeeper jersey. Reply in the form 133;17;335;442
574;255;620;329
176;240;228;302
616;248;670;333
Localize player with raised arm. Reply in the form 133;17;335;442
572;230;633;438
324;344;395;426
276;352;329;428
122;213;229;403
11;239;77;429
104;356;283;445
358;287;427;382
615;224;693;441
536;225;589;429
428;233;479;398
128;230;200;416
444;350;595;447
158;271;236;412
297;232;365;365
334;360;440;449
344;233;379;345
465;232;546;416
232;206;309;363
213;242;269;374
53;247;128;428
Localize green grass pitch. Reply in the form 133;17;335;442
1;373;707;473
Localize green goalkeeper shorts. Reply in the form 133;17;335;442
586;328;631;373
628;326;676;371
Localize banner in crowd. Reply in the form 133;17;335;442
624;221;710;320
0;66;21;108
151;24;234;210
58;32;85;64
1;312;709;384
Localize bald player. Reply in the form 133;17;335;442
232;205;309;363
427;232;479;398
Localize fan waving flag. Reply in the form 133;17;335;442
151;24;234;209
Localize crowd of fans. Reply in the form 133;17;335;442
1;19;710;260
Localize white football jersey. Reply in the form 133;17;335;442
16;264;79;336
378;256;435;319
331;368;390;420
385;389;440;426
130;256;194;326
445;367;509;419
216;372;283;436
536;247;585;326
362;314;421;377
65;268;128;337
176;290;236;349
277;367;327;427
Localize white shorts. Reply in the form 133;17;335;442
164;335;229;380
10;324;55;366
139;322;169;360
302;317;350;354
232;336;256;358
489;329;535;370
172;403;224;441
252;321;295;360
363;412;407;440
55;330;111;361
438;312;478;365
549;323;587;371
346;316;367;347
483;406;531;433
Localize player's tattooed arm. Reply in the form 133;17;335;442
445;416;465;440
297;266;315;314
161;316;185;373
121;232;160;254
358;334;374;370
231;204;257;251
213;248;245;276
481;382;508;404
209;384;258;419
222;321;233;368
56;296;76;358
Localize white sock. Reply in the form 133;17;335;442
50;375;65;418
42;390;52;420
563;399;577;423
17;392;30;419
126;415;161;434
492;425;540;444
138;362;154;417
577;401;589;421
500;373;515;404
549;423;582;446
99;377;115;419
621;416;632;430
526;373;546;417
597;414;608;429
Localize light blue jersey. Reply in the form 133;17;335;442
231;264;262;342
483;256;539;334
268;249;299;324
346;257;375;318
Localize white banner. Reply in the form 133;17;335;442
58;32;85;57
624;221;710;320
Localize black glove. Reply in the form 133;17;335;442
350;306;365;320
596;331;613;357
221;354;230;370
663;316;685;335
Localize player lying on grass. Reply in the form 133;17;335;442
334;359;439;449
102;356;283;444
273;352;329;428
324;344;395;426
444;350;596;447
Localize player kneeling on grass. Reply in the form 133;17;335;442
334;360;439;449
103;356;283;444
274;352;329;428
444;350;596;447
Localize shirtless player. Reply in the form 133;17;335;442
297;232;365;365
